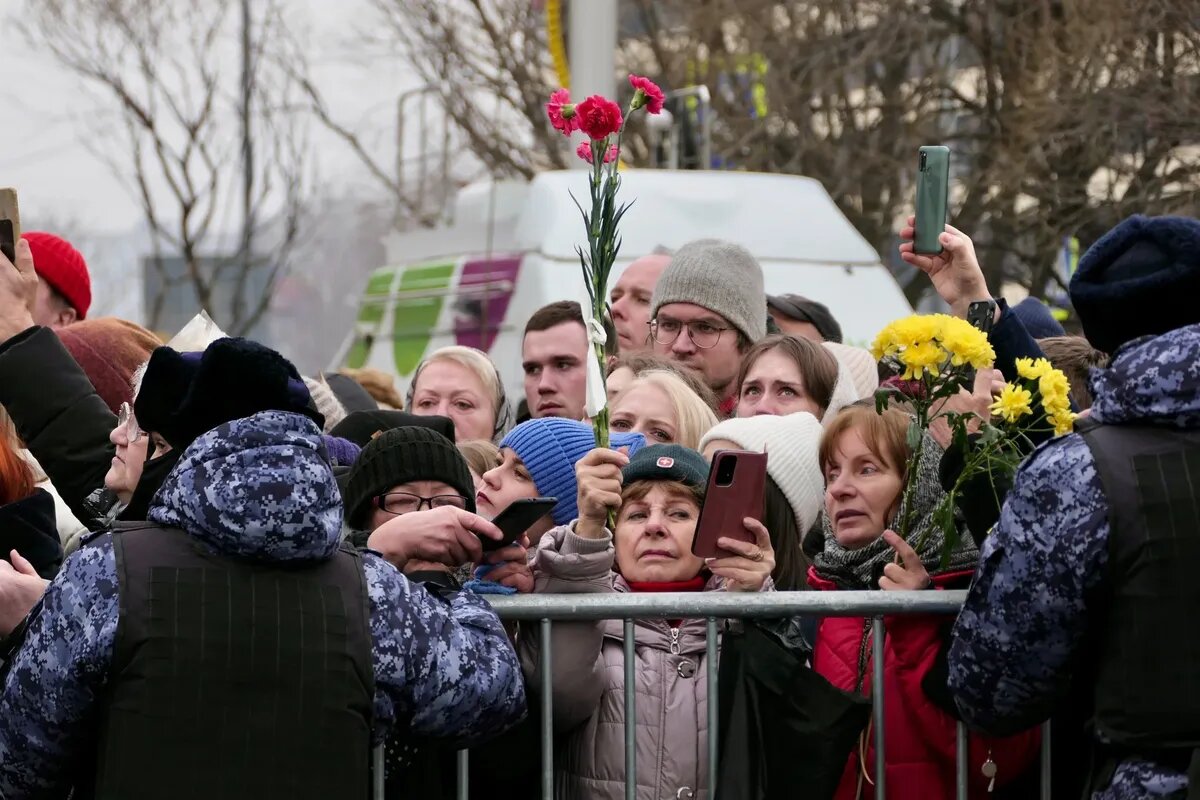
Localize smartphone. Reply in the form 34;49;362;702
914;146;950;255
691;450;767;559
482;497;558;552
0;188;21;264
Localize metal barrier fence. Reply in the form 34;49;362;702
376;591;1054;800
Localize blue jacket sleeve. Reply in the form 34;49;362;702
947;434;1109;736
989;300;1047;385
364;553;526;746
0;538;118;799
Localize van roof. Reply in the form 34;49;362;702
382;170;884;267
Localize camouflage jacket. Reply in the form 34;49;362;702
0;411;526;799
948;323;1200;800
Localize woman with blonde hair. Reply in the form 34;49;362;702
406;346;513;443
609;369;719;449
457;439;501;491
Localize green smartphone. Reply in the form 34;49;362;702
914;146;950;255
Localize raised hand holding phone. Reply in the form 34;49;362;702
0;188;20;264
0;189;37;342
705;518;776;592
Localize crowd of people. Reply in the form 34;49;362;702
0;211;1195;800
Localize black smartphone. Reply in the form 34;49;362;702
482;497;558;552
0;188;21;264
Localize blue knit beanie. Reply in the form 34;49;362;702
500;418;646;525
1071;215;1200;354
1011;297;1065;339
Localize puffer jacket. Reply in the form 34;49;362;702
809;566;1041;800
521;523;765;800
0;410;527;799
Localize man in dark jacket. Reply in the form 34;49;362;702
0;338;526;798
948;215;1200;799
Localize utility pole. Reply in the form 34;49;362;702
567;0;617;168
237;0;255;328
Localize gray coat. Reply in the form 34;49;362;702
521;523;768;800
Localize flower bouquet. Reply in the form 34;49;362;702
872;315;1077;563
545;75;665;449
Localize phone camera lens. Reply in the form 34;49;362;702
715;456;738;487
919;151;927;171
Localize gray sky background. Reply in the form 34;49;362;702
0;0;420;235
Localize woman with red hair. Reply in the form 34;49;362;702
0;422;61;580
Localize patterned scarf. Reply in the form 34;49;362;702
813;431;979;589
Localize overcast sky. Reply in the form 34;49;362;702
0;0;422;235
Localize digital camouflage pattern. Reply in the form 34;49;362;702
949;323;1200;799
0;411;525;798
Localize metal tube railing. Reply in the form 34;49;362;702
956;721;970;799
871;616;887;797
487;589;967;619
623;618;636;800
540;618;554;800
370;591;1053;800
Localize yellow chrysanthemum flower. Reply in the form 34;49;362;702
899;340;946;380
990;384;1034;424
872;315;943;361
1039;370;1071;409
939;317;997;369
1015;357;1053;381
1051;410;1077;436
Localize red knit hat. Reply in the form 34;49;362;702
25;232;92;319
57;318;162;414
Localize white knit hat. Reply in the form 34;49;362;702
699;413;825;535
821;342;879;424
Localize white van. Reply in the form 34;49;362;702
332;170;911;402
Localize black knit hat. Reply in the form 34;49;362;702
1070;214;1200;354
342;426;475;529
330;409;455;449
621;444;710;494
134;337;321;450
767;294;843;343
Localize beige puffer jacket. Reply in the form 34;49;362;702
521;524;762;800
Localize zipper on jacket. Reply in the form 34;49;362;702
669;625;681;655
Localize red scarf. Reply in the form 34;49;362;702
625;576;707;593
718;394;738;419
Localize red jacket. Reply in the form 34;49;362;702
807;566;1041;800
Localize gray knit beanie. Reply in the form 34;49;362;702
651;239;768;343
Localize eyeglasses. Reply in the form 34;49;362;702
649;317;731;349
117;402;145;442
375;492;470;516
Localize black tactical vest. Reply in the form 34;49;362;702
89;524;375;800
1080;422;1200;750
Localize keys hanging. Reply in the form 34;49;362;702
981;751;997;793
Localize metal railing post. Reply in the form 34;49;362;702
1040;720;1052;799
456;750;469;800
955;721;969;800
706;617;719;795
541;618;554;800
872;616;887;796
372;743;385;800
624;618;637;800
